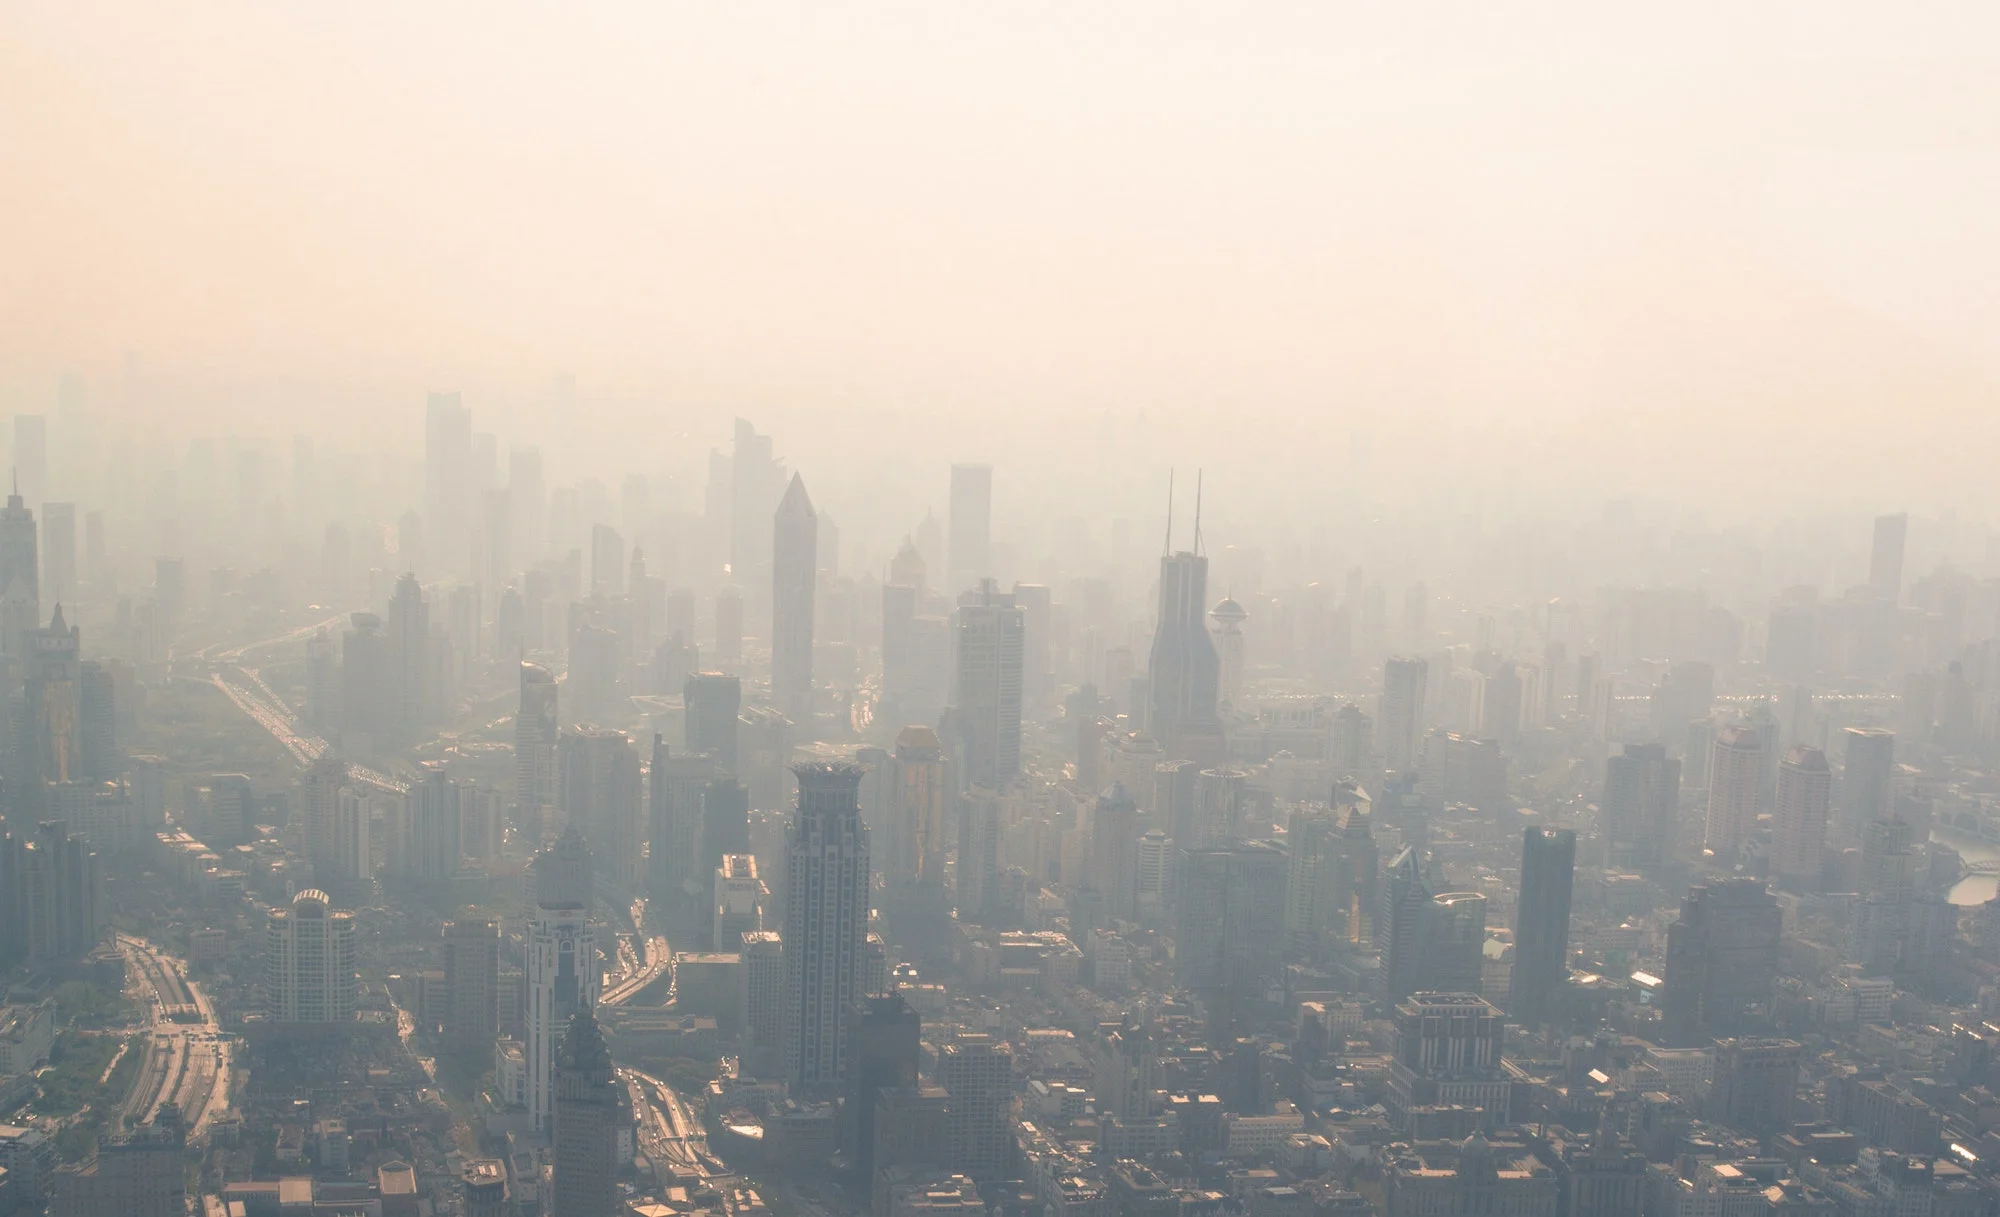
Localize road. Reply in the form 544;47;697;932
118;935;231;1140
600;896;671;1008
626;1067;716;1178
208;659;407;794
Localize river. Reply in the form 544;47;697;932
1938;828;2000;905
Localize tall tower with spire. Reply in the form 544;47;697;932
0;475;38;661
550;1009;620;1217
772;473;817;724
1147;474;1223;762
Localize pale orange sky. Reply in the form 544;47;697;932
3;3;1999;513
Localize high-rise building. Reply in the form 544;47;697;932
889;726;946;886
1709;1038;1802;1141
1149;547;1225;763
1384;994;1510;1131
589;523;623;599
559;729;642;888
460;1159;509;1217
300;755;349;883
1381;657;1428;774
0;481;38;659
648;744;717;910
515;663;559;824
19;604;82;808
1377;846;1435;1005
331;788;373;891
1210;597;1248;708
1013;582;1052;706
8;819;103;963
1704;725;1763;852
1602;744;1681;872
781;762;871;1093
405;761;462;881
741;930;785;1069
938;1033;1013;1181
1870;512;1908;601
729;419;783;582
47;1104;186;1217
1772;746;1831;884
40;502;74;606
265;889;357;1024
684;672;742;774
1841;727;1896;841
712;854;767;949
386;573;432;745
955;579;1024;791
1511;828;1576;1029
772;474;817;723
847;993;922;1181
1175;841;1288;1010
1423;892;1488;996
526;830;601;1132
1283;801;1378;961
1663;878;1781;1042
442;919;499;1058
947;463;992;594
550;1009;620;1217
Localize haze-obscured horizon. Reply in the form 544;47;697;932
6;2;2000;530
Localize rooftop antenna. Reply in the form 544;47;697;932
1193;469;1204;556
1164;470;1174;555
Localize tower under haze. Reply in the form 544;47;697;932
1603;743;1680;872
550;1009;619;1217
0;482;38;659
1380;656;1428;775
1773;745;1831;884
1870;512;1907;601
948;463;992;593
782;762;871;1093
1704;725;1763;852
526;830;600;1132
515;663;559;827
1148;543;1224;763
1210;596;1247;708
772;474;817;723
954;579;1024;791
1511;827;1576;1029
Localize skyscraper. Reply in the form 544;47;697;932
40;502;74;605
888;726;945;886
1703;725;1762;852
1602;743;1681;872
1870;512;1908;601
947;463;992;594
729;418;783;582
550;1009;620;1217
771;474;817;723
1089;782;1139;919
19;604;82;809
1511;827;1576;1029
1377;845;1435;1005
1422;892;1488;996
526;830;601;1132
954;579;1024;791
1175;841;1288;1010
8;819;103;963
405;762;462;881
1381;656;1428;774
938;1033;1013;1181
1772;746;1831;885
782;762;871;1093
684;672;742;774
1148;547;1224;763
515;663;559;826
47;1104;187;1217
386;573;431;745
1709;1038;1802;1141
442;919;499;1058
847;993;922;1181
0;483;38;661
1662;878;1781;1043
558;729;643;888
300;755;349;883
1210;596;1248;708
265;889;357;1024
1841;727;1896;841
648;743;717;910
1384;994;1510;1131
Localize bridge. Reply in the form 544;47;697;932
1961;859;2000;876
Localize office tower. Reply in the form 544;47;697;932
386;573;432;745
551;1009;619;1217
17;605;82;808
1013;581;1052;705
888;726;945;885
47;1104;187;1217
713;854;767;949
729;419;782;580
938;1033;1013;1181
781;762;871;1093
1662;878;1781;1042
1853;816;1920;974
442;919;499;1058
340;611;392;755
1512;828;1576;1029
526;830;601;1132
1870;512;1908;601
1377;846;1434;1005
684;672;742;774
265;889;357;1023
1148;546;1225;763
1422;892;1488;996
847;993;922;1180
947;463;992;593
79;660;114;781
1174;841;1288;1008
332;789;373;890
955;579;1024;791
741;930;785;1067
648;744;717;910
40;502;74;605
1703;725;1762;852
0;483;37;660
565;619;619;719
461;1159;508;1217
12;820;103;962
515;662;559;824
559;729;643;887
1088;782;1139;920
1485;662;1523;745
1381;656;1428;774
1330;703;1372;778
1772;746;1831;884
1602;743;1680;872
1210;596;1248;708
880;581;918;716
1384;994;1510;1131
1709;1038;1802;1141
1841;727;1895;841
406;761;463;881
300;755;349;882
1282;805;1343;960
772;474;816;723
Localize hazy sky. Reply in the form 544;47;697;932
5;3;2000;513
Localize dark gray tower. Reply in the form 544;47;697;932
1148;540;1223;763
550;1009;619;1217
782;761;871;1094
0;480;38;660
1511;827;1576;1029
